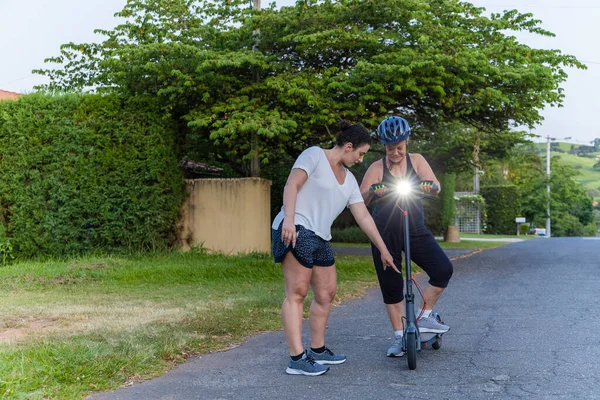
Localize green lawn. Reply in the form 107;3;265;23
0;233;516;398
460;233;538;240
435;240;508;249
0;250;386;399
332;236;515;250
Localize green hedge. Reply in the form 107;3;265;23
440;173;456;232
481;185;520;234
331;226;369;243
0;93;184;258
260;157;294;221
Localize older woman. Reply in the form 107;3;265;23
360;116;453;358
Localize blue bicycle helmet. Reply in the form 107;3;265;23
377;116;411;145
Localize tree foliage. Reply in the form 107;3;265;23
480;185;519;234
480;147;595;236
35;0;585;175
439;172;456;229
410;122;530;174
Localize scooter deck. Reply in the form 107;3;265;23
419;332;442;348
418;312;445;348
419;332;440;342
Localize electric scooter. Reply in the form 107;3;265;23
371;180;445;370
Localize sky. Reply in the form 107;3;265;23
1;0;599;143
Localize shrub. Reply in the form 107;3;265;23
552;213;598;237
331;227;369;243
423;199;443;236
519;223;529;235
440;173;456;231
261;157;294;221
480;185;520;234
0;93;184;258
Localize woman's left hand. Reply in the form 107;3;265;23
420;181;433;193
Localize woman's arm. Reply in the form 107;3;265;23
349;202;399;273
411;153;441;195
359;160;384;206
281;168;308;247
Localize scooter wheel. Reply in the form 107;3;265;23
432;337;442;350
406;332;417;370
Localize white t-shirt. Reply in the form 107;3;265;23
272;146;364;241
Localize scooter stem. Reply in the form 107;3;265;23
403;206;416;326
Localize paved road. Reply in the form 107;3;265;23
90;238;600;400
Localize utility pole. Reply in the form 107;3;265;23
250;0;261;177
546;135;551;238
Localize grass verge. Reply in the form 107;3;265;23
0;234;511;398
460;233;538;240
332;238;512;250
0;250;378;399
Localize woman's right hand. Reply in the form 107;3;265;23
282;218;297;248
381;250;400;273
370;183;387;197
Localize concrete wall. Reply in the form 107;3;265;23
179;178;272;254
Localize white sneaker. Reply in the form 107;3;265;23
418;316;450;334
387;334;404;357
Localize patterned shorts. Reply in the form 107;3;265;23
272;222;335;269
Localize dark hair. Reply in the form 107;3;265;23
335;120;371;148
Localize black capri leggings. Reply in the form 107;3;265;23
371;231;453;304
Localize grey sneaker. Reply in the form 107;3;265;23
418;316;450;334
286;352;330;376
307;347;346;365
387;334;405;357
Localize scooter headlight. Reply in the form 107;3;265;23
395;180;412;196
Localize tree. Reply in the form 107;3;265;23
35;0;585;175
481;148;594;235
548;160;594;227
410;122;529;174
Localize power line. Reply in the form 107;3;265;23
489;4;600;8
0;74;36;88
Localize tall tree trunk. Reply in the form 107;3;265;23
250;0;261;177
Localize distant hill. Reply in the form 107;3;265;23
532;142;600;200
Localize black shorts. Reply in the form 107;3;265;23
371;231;453;304
272;222;335;269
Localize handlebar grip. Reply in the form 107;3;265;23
420;181;439;193
370;183;387;192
